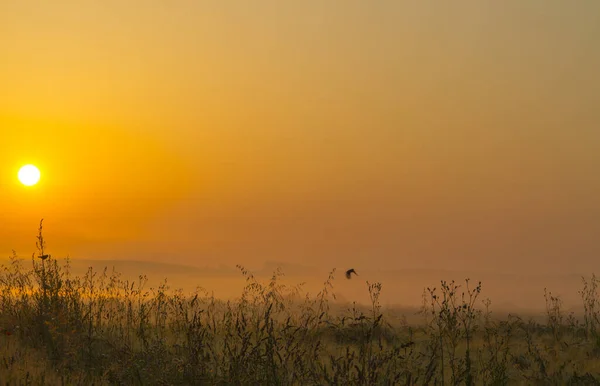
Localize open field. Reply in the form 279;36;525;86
1;227;600;385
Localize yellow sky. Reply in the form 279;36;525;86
1;1;599;275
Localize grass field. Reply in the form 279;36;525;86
1;223;600;385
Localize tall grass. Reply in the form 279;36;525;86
1;220;600;385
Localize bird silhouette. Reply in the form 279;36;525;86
345;269;358;279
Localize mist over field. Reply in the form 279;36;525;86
1;254;586;317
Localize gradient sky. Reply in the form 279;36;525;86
1;1;599;275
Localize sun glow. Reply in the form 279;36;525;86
18;164;41;186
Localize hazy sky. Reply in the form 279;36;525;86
1;1;599;275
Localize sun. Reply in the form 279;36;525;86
18;165;41;186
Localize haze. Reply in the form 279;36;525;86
1;1;599;309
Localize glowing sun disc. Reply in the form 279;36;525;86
18;165;41;186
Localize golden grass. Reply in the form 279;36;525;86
1;221;600;385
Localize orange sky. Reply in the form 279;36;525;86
1;1;599;275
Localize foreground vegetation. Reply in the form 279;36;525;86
1;221;600;385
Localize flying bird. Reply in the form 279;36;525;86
345;269;358;279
